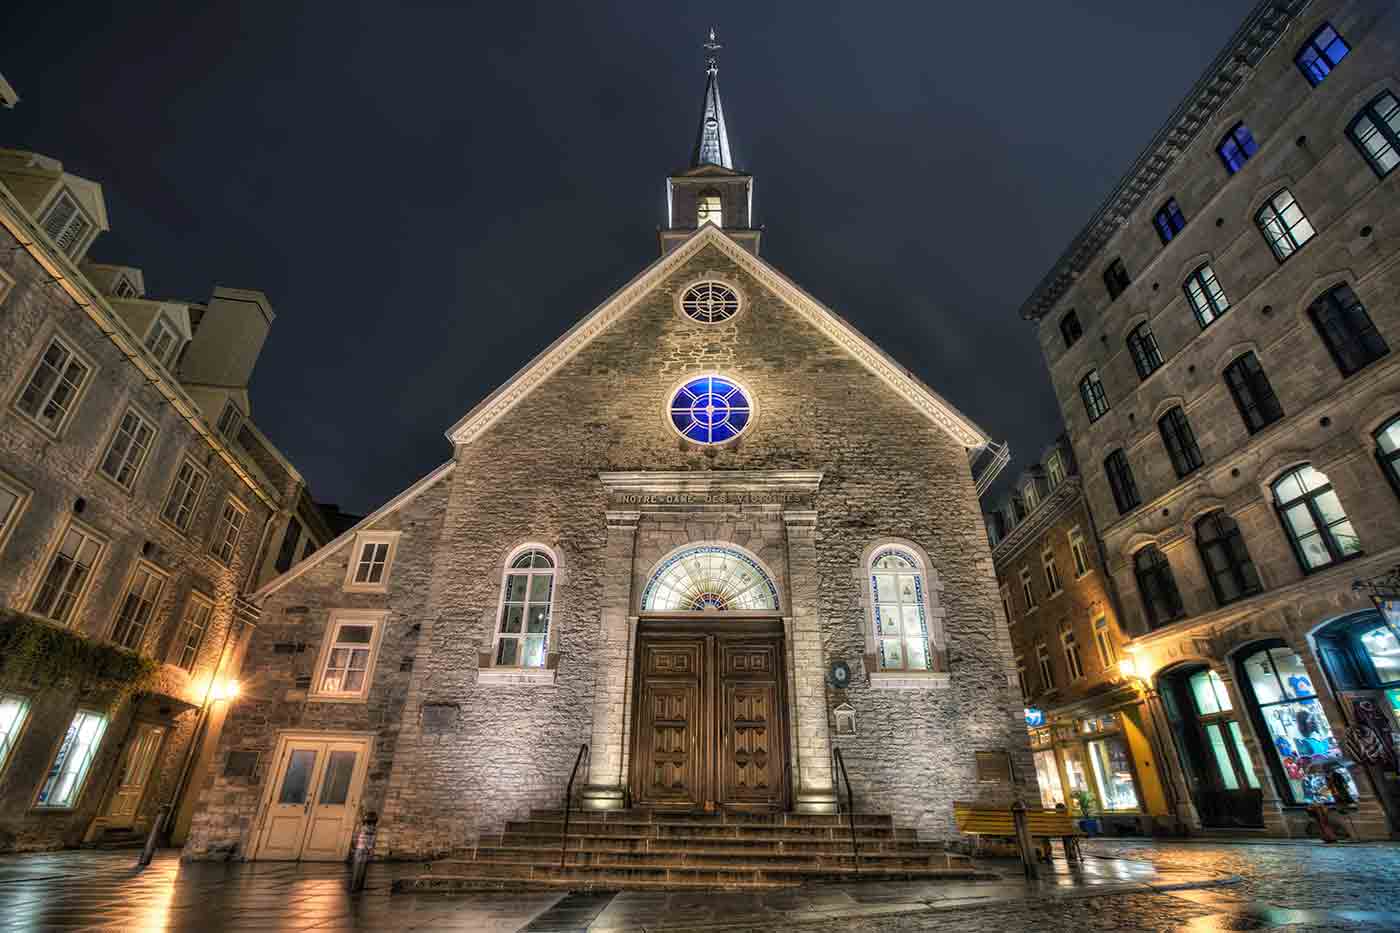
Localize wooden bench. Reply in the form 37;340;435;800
953;802;1084;876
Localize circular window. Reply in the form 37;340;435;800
668;374;753;445
680;281;740;323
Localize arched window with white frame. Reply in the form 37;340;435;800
868;545;935;673
493;546;556;668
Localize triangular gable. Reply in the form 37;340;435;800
448;225;990;449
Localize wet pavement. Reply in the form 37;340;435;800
0;839;1395;930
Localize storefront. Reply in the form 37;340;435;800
1158;664;1264;828
1027;705;1153;832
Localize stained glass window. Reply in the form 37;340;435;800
870;548;932;672
668;375;753;444
495;548;555;667
642;545;779;612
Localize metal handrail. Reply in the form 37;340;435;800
831;747;859;870
560;743;589;870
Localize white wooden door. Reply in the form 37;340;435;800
253;736;369;861
103;723;165;826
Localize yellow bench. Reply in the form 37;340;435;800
953;802;1084;871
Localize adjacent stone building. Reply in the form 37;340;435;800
1021;0;1400;839
185;49;1030;865
0;148;333;852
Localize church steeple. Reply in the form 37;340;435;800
690;29;732;170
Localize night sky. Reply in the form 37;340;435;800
6;1;1255;515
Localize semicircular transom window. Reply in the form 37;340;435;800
668;374;752;444
642;545;779;612
680;281;740;323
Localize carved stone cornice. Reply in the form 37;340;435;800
990;476;1084;565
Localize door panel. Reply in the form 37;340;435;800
721;683;780;805
299;745;365;861
636;639;705;808
103;723;165;826
255;743;324;860
254;737;369;861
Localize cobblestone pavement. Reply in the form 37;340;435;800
0;840;1396;931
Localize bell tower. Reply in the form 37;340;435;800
660;30;760;256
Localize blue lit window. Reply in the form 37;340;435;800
1295;24;1349;87
669;375;753;444
1153;198;1186;244
1218;123;1258;175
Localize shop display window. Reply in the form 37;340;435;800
1359;625;1400;685
1034;749;1065;808
1087;736;1140;810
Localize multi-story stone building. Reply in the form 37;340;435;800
0;148;333;852
984;437;1174;833
1020;0;1400;839
184;44;1030;870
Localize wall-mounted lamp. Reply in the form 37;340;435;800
1117;657;1139;680
210;679;241;702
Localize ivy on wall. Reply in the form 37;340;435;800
0;610;159;706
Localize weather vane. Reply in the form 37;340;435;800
703;27;722;75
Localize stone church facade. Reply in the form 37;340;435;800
185;54;1029;862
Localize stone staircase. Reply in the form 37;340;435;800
395;808;995;892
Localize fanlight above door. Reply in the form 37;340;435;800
641;545;780;612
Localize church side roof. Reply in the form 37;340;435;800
446;224;991;450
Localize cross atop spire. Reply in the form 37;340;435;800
690;28;733;169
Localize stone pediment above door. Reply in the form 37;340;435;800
599;470;823;514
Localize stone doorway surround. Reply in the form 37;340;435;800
580;470;837;814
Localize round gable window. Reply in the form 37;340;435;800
668;374;753;445
680;281;741;323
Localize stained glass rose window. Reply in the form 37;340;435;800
668;374;753;444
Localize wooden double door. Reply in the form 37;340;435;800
631;620;789;811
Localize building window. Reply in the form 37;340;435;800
494;548;556;668
210;498;248;566
1271;465;1361;572
1023;480;1040;512
0;473;30;558
112;276;138;299
1079;370;1109;422
668;374;753;445
1238;644;1354;805
643;544;778;612
1218;123;1258;174
312;613;385;700
1046;450;1066;489
99;408;156;490
1069;527;1091;577
1196;512;1262;607
1016;656;1029;700
0;694;31;775
1348;92;1400;177
344;532;400;592
31;523;104;625
171;593;212;672
697;191;723;228
1043;549;1063;597
1000;584;1013;624
680;281;740;323
1134;545;1184;630
1295;23;1349;86
1060;311;1083;349
1093;616;1114;668
1103;258;1130;301
1126;322;1164;380
1308;284;1389;377
215;401;242;440
1020;567;1036;613
160;458;207;532
35;710;108;808
274;520;303;574
1104;449;1140;515
1255;189;1315;262
15;336;92;435
1377;415;1400;493
869;548;934;672
1062;628;1085;681
1223;352;1284;434
1036;642;1055;691
1158;406;1204;478
38;191;92;258
1183;263;1230;329
1153;197;1186;244
143;317;182;367
1182;667;1261;794
111;562;166;651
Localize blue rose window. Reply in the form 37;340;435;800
669;375;752;444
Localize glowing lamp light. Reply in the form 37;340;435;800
1118;657;1139;680
210;679;241;702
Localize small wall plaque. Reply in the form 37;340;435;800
421;702;460;734
833;702;857;737
975;750;1012;784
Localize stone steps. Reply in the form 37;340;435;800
466;845;963;870
478;835;951;857
503;819;917;841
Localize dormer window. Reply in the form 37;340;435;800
697;191;723;228
216;401;242;440
144;317;182;368
113;277;138;299
39;191;92;258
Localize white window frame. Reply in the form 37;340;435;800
109;560;167;651
38;190;94;258
1000;583;1014;625
171;591;214;672
0;470;31;560
1094;615;1115;669
13;331;96;438
98;405;158;491
309;611;387;703
210;496;248;566
859;541;949;689
216;401;242;440
143;316;182;368
0;693;33;778
1062;627;1085;680
343;531;401;593
1046;450;1066;489
1020;567;1037;612
112;275;138;299
30;519;107;626
33;709;108;809
490;545;558;671
1023;480;1040;511
160;456;208;534
1036;641;1055;690
1069;526;1092;578
1043;549;1063;597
